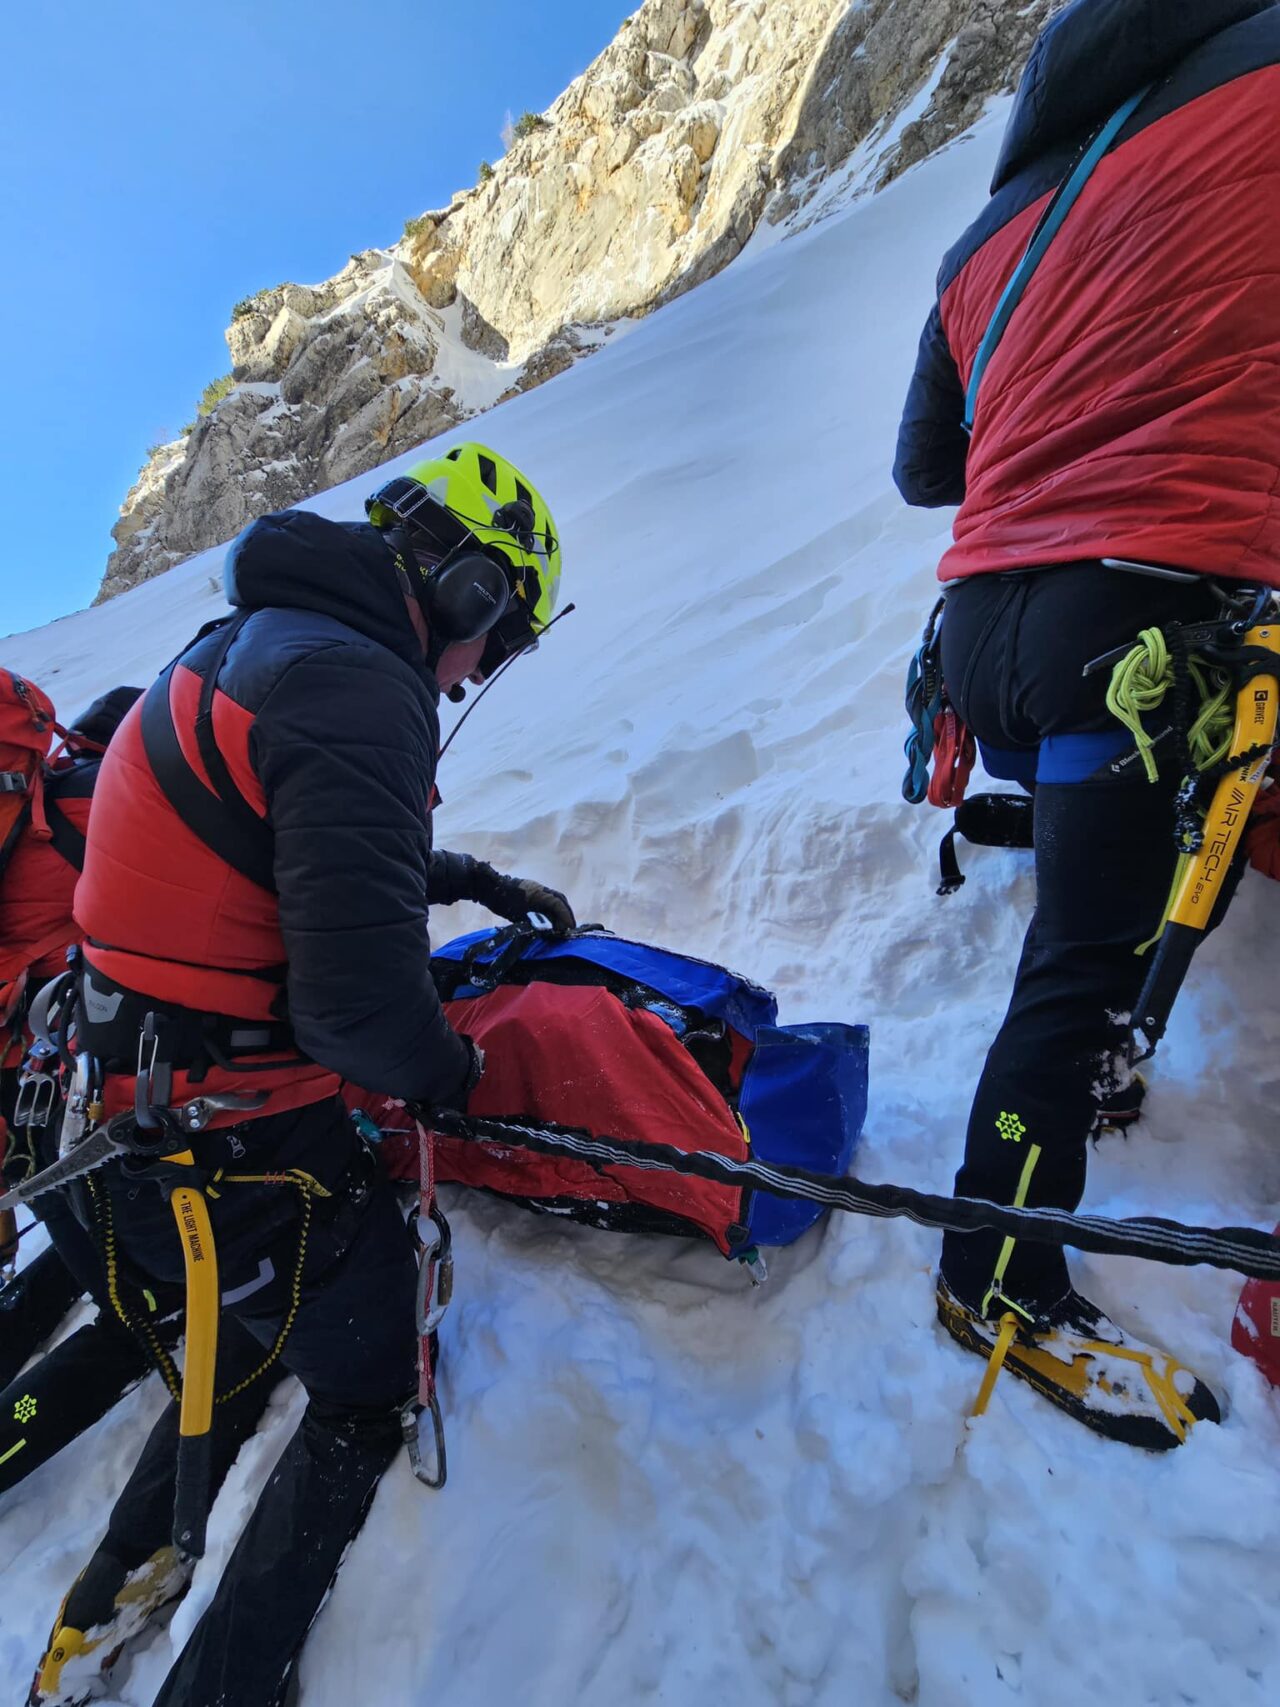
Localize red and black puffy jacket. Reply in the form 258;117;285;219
0;757;95;986
74;510;474;1125
894;0;1280;587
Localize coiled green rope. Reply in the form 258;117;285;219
1107;627;1238;954
1105;626;1234;783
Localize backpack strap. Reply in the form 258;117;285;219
0;798;31;883
41;755;101;874
963;84;1152;433
140;612;278;895
46;800;87;873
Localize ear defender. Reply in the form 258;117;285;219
424;551;513;644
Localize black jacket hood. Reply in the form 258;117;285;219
991;0;1277;191
224;510;424;669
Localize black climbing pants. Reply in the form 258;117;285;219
0;1068;186;1491
937;562;1229;1312
99;1094;417;1707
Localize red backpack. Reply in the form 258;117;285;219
0;669;68;1016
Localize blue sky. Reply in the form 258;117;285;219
0;0;626;633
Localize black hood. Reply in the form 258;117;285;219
224;510;423;668
991;0;1277;190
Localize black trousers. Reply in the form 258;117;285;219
938;564;1224;1311
0;1070;186;1490
101;1094;417;1707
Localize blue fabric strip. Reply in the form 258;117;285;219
977;741;1040;790
1036;730;1133;784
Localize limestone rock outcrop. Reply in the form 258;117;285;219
101;0;1063;602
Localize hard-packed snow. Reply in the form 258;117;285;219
2;104;1279;1706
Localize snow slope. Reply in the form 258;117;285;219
4;104;1280;1707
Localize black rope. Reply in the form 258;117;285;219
431;1110;1280;1282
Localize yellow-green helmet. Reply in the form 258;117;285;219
366;441;561;632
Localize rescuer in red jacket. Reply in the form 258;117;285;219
894;0;1280;1447
33;445;570;1707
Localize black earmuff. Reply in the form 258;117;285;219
423;550;513;644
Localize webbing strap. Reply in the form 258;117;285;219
963;84;1152;433
45;799;87;872
0;797;31;883
432;1110;1280;1282
140;613;277;895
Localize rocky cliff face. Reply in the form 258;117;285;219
100;0;1062;603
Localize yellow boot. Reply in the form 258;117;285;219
30;1545;190;1705
938;1277;1221;1450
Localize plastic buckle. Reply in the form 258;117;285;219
737;1245;769;1287
401;1395;447;1489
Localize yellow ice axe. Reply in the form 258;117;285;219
132;1010;222;1562
1132;614;1280;1054
167;1153;219;1561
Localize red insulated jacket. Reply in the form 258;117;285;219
0;758;95;987
74;510;474;1125
894;0;1280;587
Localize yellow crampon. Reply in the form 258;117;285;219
34;1547;188;1703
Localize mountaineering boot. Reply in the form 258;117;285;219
29;1544;191;1705
937;1277;1221;1450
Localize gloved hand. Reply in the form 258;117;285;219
406;1035;485;1123
473;868;577;935
426;851;577;934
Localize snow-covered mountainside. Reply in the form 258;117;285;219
4;103;1280;1707
100;0;1062;603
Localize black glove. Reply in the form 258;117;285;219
427;851;577;935
407;1034;484;1121
472;867;577;935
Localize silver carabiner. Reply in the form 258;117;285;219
414;1204;453;1335
401;1396;447;1489
60;1052;97;1152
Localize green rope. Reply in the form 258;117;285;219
1106;627;1234;783
1108;626;1237;955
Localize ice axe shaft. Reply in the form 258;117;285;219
169;1158;219;1560
1134;618;1280;1054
